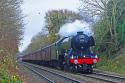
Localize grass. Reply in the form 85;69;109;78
0;65;22;83
96;47;125;75
0;72;22;83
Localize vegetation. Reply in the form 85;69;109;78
97;47;125;75
45;10;81;43
80;0;125;56
0;0;23;82
24;9;81;54
80;0;125;74
23;31;49;54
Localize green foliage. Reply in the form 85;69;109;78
23;32;49;54
92;0;125;57
48;33;59;43
0;68;22;83
96;46;125;75
118;19;125;45
80;0;125;57
45;9;81;43
81;1;125;74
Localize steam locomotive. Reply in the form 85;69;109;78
22;31;99;73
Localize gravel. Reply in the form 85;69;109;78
18;64;46;83
94;69;125;77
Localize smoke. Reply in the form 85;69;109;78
58;20;93;37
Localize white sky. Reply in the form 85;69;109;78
19;0;80;52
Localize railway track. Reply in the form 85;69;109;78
77;71;125;83
93;72;125;83
22;62;125;83
23;63;55;83
22;62;82;83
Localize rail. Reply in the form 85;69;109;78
23;62;81;83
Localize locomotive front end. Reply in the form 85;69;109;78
67;31;99;73
69;52;99;73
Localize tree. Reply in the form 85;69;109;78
45;9;82;43
23;32;49;55
80;0;125;57
0;0;24;79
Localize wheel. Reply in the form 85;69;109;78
87;65;93;74
64;64;68;72
69;65;75;73
86;69;93;74
73;66;78;73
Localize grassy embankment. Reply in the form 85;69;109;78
96;46;125;75
0;50;22;83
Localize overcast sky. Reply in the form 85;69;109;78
19;0;80;52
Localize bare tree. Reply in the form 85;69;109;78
79;0;109;17
80;0;125;57
0;0;24;78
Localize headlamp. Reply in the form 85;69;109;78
93;59;97;64
74;60;78;64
